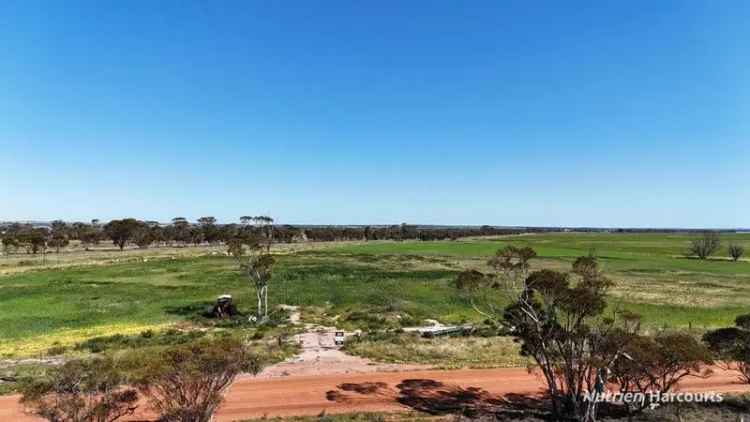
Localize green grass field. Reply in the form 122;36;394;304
1;232;749;357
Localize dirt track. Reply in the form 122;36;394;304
256;316;426;378
3;366;750;421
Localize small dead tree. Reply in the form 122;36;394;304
688;231;721;260
19;357;138;422
130;338;262;422
729;243;745;262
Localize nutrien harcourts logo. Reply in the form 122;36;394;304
584;391;724;409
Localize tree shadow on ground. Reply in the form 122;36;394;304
324;378;556;420
339;382;389;394
395;382;624;421
396;378;514;416
326;382;393;404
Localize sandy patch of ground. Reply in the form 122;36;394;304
256;306;427;378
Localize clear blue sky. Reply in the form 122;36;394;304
1;1;747;228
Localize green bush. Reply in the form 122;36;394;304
75;329;206;353
126;337;263;422
19;357;138;422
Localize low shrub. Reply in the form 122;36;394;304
126;337;263;422
45;345;67;356
19;356;138;422
75;329;206;353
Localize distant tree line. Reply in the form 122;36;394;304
0;218;530;254
3;220;744;261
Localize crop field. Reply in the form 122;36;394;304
327;233;750;325
1;232;749;360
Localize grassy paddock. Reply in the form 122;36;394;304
327;233;750;327
1;233;749;358
0;240;349;276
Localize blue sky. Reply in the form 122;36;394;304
1;1;747;227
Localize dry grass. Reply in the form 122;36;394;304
0;240;354;276
0;244;226;275
344;333;528;369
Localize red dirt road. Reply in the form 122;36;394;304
2;367;749;422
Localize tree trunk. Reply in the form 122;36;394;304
257;289;263;318
264;285;268;318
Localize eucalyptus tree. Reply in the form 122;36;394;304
252;216;274;251
47;232;69;253
729;243;745;262
197;216;219;244
104;219;142;250
23;228;48;255
228;218;276;321
48;220;69;253
1;235;18;255
170;217;191;244
688;231;721;259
